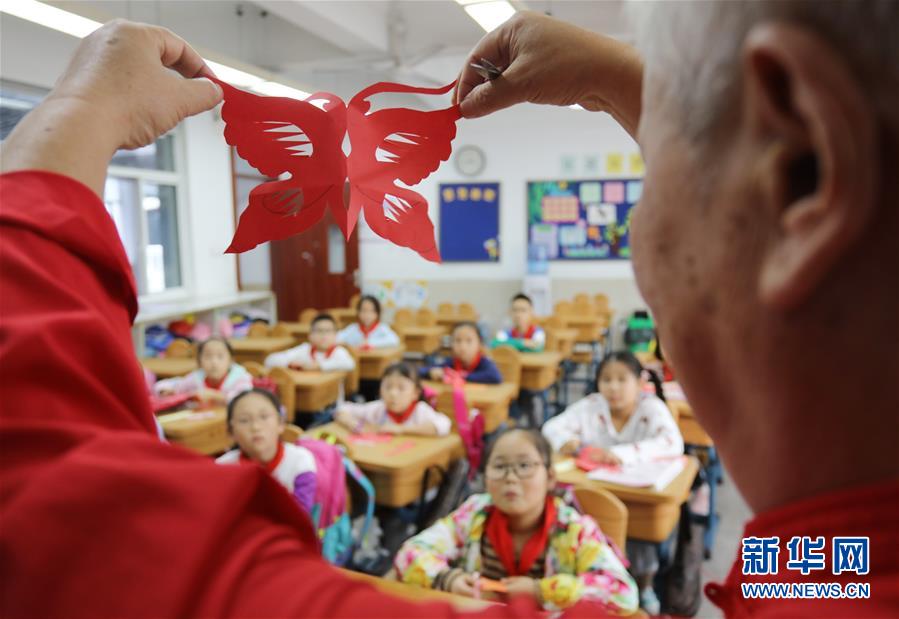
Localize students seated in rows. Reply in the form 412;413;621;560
264;314;355;372
422;321;502;384
216;389;317;514
154;336;253;405
394;428;638;613
334;363;451;436
337;295;400;349
491;293;546;352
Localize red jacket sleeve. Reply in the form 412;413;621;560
0;171;607;619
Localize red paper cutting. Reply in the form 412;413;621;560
212;77;460;262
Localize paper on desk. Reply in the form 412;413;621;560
213;77;460;263
349;433;394;444
385;440;417;456
586;455;687;491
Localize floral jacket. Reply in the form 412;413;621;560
394;493;638;613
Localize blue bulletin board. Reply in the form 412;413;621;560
439;182;500;262
527;178;642;260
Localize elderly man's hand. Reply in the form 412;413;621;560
454;11;642;136
2;20;222;195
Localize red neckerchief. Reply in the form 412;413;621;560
510;324;537;340
485;495;557;576
386;400;418;425
359;321;379;341
452;353;481;376
239;441;284;474
311;345;337;359
204;373;226;390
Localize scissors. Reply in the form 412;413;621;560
469;57;504;81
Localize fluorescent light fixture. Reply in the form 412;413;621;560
253;81;311;100
0;0;101;37
0;1;311;100
456;0;516;33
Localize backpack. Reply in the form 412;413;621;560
296;437;375;567
660;479;707;616
443;369;485;478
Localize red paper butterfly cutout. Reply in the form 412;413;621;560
212;78;461;263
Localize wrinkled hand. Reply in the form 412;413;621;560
453;11;642;134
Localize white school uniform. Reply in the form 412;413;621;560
337;322;400;348
336;400;452;436
264;342;355;372
542;392;684;464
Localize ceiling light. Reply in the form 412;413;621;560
455;0;516;33
0;0;101;38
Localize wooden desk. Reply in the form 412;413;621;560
278;321;310;344
315;423;463;508
286;370;344;415
338;568;495;610
355;346;405;380
395;325;446;354
158;408;231;455
668;399;714;447
546;327;578;360
228;337;296;365
555;456;700;543
327;308;358;329
564;315;605;342
436;313;479;331
518;351;563;391
141;357;197;379
422;380;516;433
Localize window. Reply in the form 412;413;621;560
2;79;188;299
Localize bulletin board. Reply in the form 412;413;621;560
439;182;500;262
527;178;643;260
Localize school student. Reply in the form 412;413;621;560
216;389;316;514
491;294;546;352
334;362;451;436
264;314;354;372
154;336;252;404
337;295;400;349
422;321;502;384
394;428;638;613
542;351;683;465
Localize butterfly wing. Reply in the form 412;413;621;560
214;79;348;253
347;81;460;262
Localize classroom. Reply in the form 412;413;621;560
1;1;896;618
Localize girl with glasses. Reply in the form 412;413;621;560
394;428;637;613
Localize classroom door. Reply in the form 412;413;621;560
269;207;359;321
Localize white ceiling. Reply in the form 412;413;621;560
46;0;631;101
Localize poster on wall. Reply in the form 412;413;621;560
364;280;429;309
439;182;500;262
527;178;643;260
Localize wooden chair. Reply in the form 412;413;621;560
593;294;610;310
242;361;266;378
489;345;522;397
165;339;195;359
416;307;437;326
436;302;454;316
270;323;291;338
345;347;361;398
280;423;303;444
298;308;318;324
553;301;574;316
574;486;628;552
268;367;297;423
458;302;477;320
543;315;564;330
247;322;269;338
393;308;414;330
573;293;590;306
349;293;361;309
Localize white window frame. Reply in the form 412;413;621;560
107;127;194;304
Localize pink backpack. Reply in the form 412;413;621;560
443;369;485;478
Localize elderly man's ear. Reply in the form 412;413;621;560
742;22;880;311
